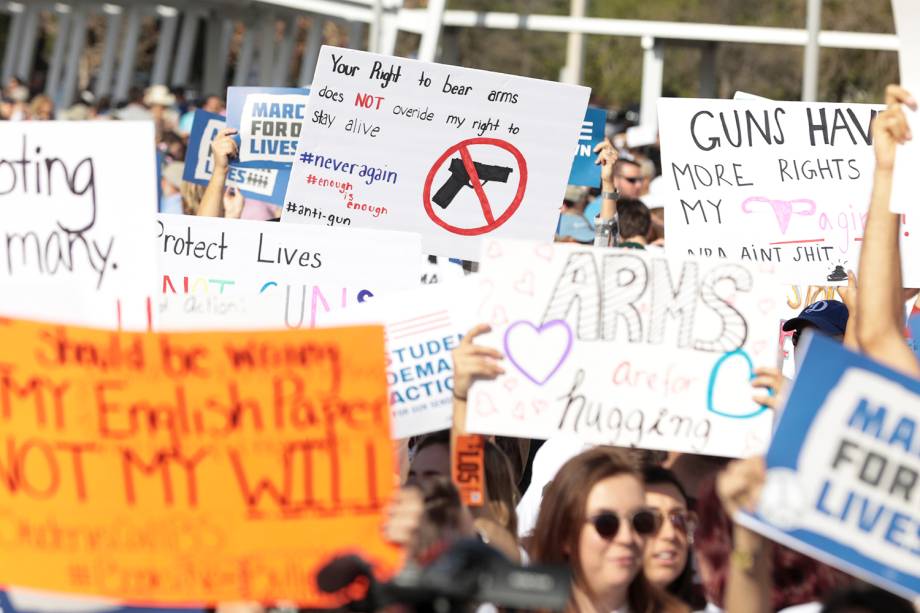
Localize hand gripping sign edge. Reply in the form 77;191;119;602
423;137;528;236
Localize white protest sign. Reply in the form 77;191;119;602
737;333;920;599
323;280;475;439
891;0;920;214
658;98;920;286
282;46;590;261
465;239;779;458
155;214;422;330
226;86;311;167
0;122;157;329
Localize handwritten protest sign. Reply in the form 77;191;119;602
183;110;288;205
568;107;607;187
0;317;400;604
0;122;157;330
657;98;920;286
324;280;474;438
227;87;311;168
737;333;920;599
155;214;422;330
891;0;920;214
281;46;590;261
465;239;778;458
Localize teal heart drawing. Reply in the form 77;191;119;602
706;349;770;419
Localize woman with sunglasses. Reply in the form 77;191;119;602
642;466;706;610
530;447;687;613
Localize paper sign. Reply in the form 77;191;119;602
322;280;473;438
737;334;920;599
281;46;591;261
466;239;778;458
568;107;607;187
890;0;920;214
226;87;311;168
182;110;288;205
0;121;157;330
0;317;400;604
155;214;422;331
657;98;920;286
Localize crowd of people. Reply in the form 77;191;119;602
2;63;919;613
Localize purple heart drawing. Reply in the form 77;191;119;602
503;319;573;386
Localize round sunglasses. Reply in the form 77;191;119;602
651;509;697;538
586;509;661;539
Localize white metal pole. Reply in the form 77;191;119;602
59;5;87;108
171;10;200;88
45;6;72;98
258;12;276;86
272;17;298;86
1;6;25;82
639;35;663;129
563;0;586;84
417;0;446;62
151;11;180;86
234;23;256;86
15;3;41;81
298;17;323;86
113;4;143;103
95;6;122;98
802;0;822;101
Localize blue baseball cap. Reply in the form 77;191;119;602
782;299;849;336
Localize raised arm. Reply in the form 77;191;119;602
198;128;239;217
449;323;504;457
855;85;920;376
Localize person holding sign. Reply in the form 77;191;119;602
856;85;920;377
198;127;245;219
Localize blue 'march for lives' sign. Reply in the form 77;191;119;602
182;109;289;205
737;332;920;599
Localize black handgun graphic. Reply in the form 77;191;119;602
433;158;513;209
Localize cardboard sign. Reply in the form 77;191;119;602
0;121;157;330
891;0;920;214
226;87;311;169
465;239;778;458
323;280;473;438
281;46;591;261
567;107;607;187
657;98;920;286
0;317;400;604
737;334;920;599
182;110;288;205
155;214;423;331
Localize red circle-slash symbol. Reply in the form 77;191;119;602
423;138;528;236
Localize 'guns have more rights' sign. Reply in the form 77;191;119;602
282;46;590;261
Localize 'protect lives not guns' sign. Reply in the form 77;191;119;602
282;46;590;261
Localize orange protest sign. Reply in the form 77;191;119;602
0;318;400;605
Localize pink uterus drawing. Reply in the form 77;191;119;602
741;196;817;234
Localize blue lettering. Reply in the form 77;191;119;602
884;511;910;548
888;416;917;454
856;498;885;533
815;479;838;517
252;102;270;117
847;398;887;439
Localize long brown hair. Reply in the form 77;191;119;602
529;447;686;613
